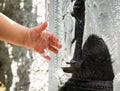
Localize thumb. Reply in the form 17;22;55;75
34;21;48;34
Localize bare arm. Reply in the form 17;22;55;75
0;12;28;46
0;12;62;60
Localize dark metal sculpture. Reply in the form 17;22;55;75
63;0;85;74
61;0;114;91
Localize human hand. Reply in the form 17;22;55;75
24;21;62;60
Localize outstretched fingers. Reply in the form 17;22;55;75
42;55;51;61
49;34;62;49
48;45;58;54
34;21;48;34
36;48;51;61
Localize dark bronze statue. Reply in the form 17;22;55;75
61;0;114;91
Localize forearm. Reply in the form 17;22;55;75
0;12;29;46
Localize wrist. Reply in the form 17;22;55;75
22;28;30;48
23;28;35;50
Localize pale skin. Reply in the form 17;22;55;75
0;12;62;60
